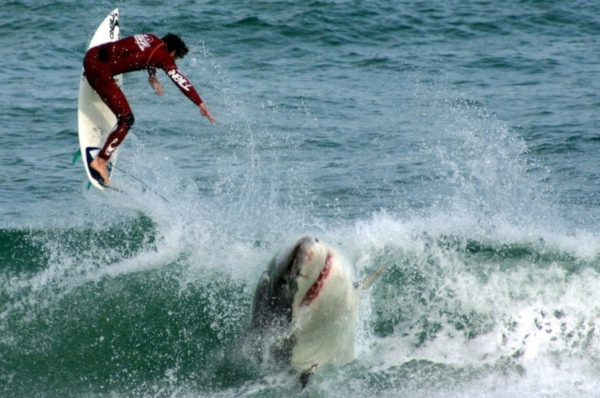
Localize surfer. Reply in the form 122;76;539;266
83;33;216;185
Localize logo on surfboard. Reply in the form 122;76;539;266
109;12;119;40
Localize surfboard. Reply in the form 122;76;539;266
77;8;122;190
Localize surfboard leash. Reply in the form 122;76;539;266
110;164;171;204
73;148;170;203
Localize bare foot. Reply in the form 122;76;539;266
90;157;111;185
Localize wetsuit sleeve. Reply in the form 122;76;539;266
165;67;204;106
149;46;204;106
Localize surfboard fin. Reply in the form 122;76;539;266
354;264;386;291
72;149;82;164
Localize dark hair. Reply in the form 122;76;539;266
161;33;189;59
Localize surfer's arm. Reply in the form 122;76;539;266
200;102;216;124
152;50;216;123
165;68;202;104
147;67;164;95
165;67;216;123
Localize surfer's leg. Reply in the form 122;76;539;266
90;74;134;161
97;111;135;160
89;78;134;185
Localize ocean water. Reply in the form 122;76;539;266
2;0;600;396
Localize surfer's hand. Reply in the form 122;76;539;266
149;76;164;95
200;103;216;124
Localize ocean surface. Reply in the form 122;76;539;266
2;0;600;396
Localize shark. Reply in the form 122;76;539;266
250;235;385;388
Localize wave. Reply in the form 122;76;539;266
1;206;599;397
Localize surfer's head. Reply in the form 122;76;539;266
162;33;189;59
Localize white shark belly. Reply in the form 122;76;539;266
290;262;359;371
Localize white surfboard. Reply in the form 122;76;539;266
78;8;122;190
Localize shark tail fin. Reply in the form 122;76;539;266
354;264;386;291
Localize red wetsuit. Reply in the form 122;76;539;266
83;34;204;160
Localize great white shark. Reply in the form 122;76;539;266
250;235;385;388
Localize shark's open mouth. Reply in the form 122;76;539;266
300;254;332;306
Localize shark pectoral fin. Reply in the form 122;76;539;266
354;264;387;291
299;364;318;389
